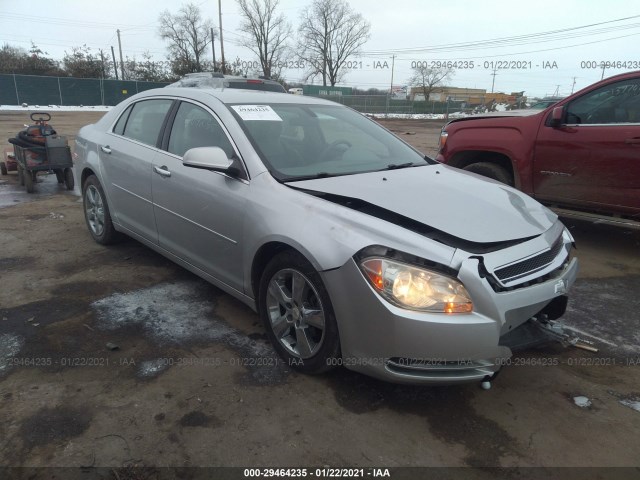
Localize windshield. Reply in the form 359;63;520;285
228;103;429;181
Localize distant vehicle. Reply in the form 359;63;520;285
528;97;564;109
168;72;286;93
288;88;303;95
437;71;640;227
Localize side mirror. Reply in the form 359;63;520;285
549;106;564;128
183;146;232;172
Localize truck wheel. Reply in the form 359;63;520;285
64;168;75;190
463;162;513;186
25;171;35;193
0;162;7;175
55;169;64;184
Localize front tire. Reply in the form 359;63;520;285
0;162;7;175
82;175;118;245
259;250;341;374
463;162;513;186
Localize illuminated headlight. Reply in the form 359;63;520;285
360;258;473;313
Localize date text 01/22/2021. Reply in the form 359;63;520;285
243;468;391;478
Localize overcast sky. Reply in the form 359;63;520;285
1;0;638;97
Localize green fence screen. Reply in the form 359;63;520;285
0;74;169;106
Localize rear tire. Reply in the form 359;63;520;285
0;162;7;175
82;175;118;245
259;250;341;374
463;162;513;186
55;169;64;184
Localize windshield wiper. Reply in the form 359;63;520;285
283;172;336;182
383;162;416;170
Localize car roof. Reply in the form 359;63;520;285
168;72;286;92
139;87;339;106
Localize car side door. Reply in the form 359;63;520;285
99;98;174;242
151;100;249;292
533;77;640;215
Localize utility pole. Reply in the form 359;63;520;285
111;46;119;80
553;84;560;97
218;0;226;74
570;77;577;94
117;29;125;80
490;69;497;93
211;27;217;71
389;55;395;96
99;49;106;78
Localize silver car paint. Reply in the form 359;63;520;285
75;87;578;384
289;166;557;243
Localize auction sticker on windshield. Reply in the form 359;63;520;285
231;105;282;121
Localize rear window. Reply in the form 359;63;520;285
227;80;286;93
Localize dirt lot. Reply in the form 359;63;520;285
1;111;639;476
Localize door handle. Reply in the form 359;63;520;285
100;145;112;154
153;165;171;177
624;138;640;145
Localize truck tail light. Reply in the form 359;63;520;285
438;131;448;152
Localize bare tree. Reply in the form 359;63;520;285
63;45;108;78
158;3;216;76
297;0;370;86
407;65;454;101
236;0;291;79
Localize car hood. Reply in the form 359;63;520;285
452;109;541;122
287;165;557;245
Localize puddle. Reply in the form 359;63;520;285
0;172;77;209
19;406;92;450
563;276;640;356
324;369;521;467
179;410;222;428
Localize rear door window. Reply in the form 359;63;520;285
113;105;132;135
122;99;173;146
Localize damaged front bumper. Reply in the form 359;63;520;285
321;251;578;385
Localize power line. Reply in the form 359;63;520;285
361;14;640;55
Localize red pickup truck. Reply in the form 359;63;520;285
436;71;640;226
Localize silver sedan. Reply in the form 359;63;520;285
74;88;578;385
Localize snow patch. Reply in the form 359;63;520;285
573;396;592;408
138;359;169;378
91;281;285;384
0;333;24;374
619;399;640;413
0;105;112;112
